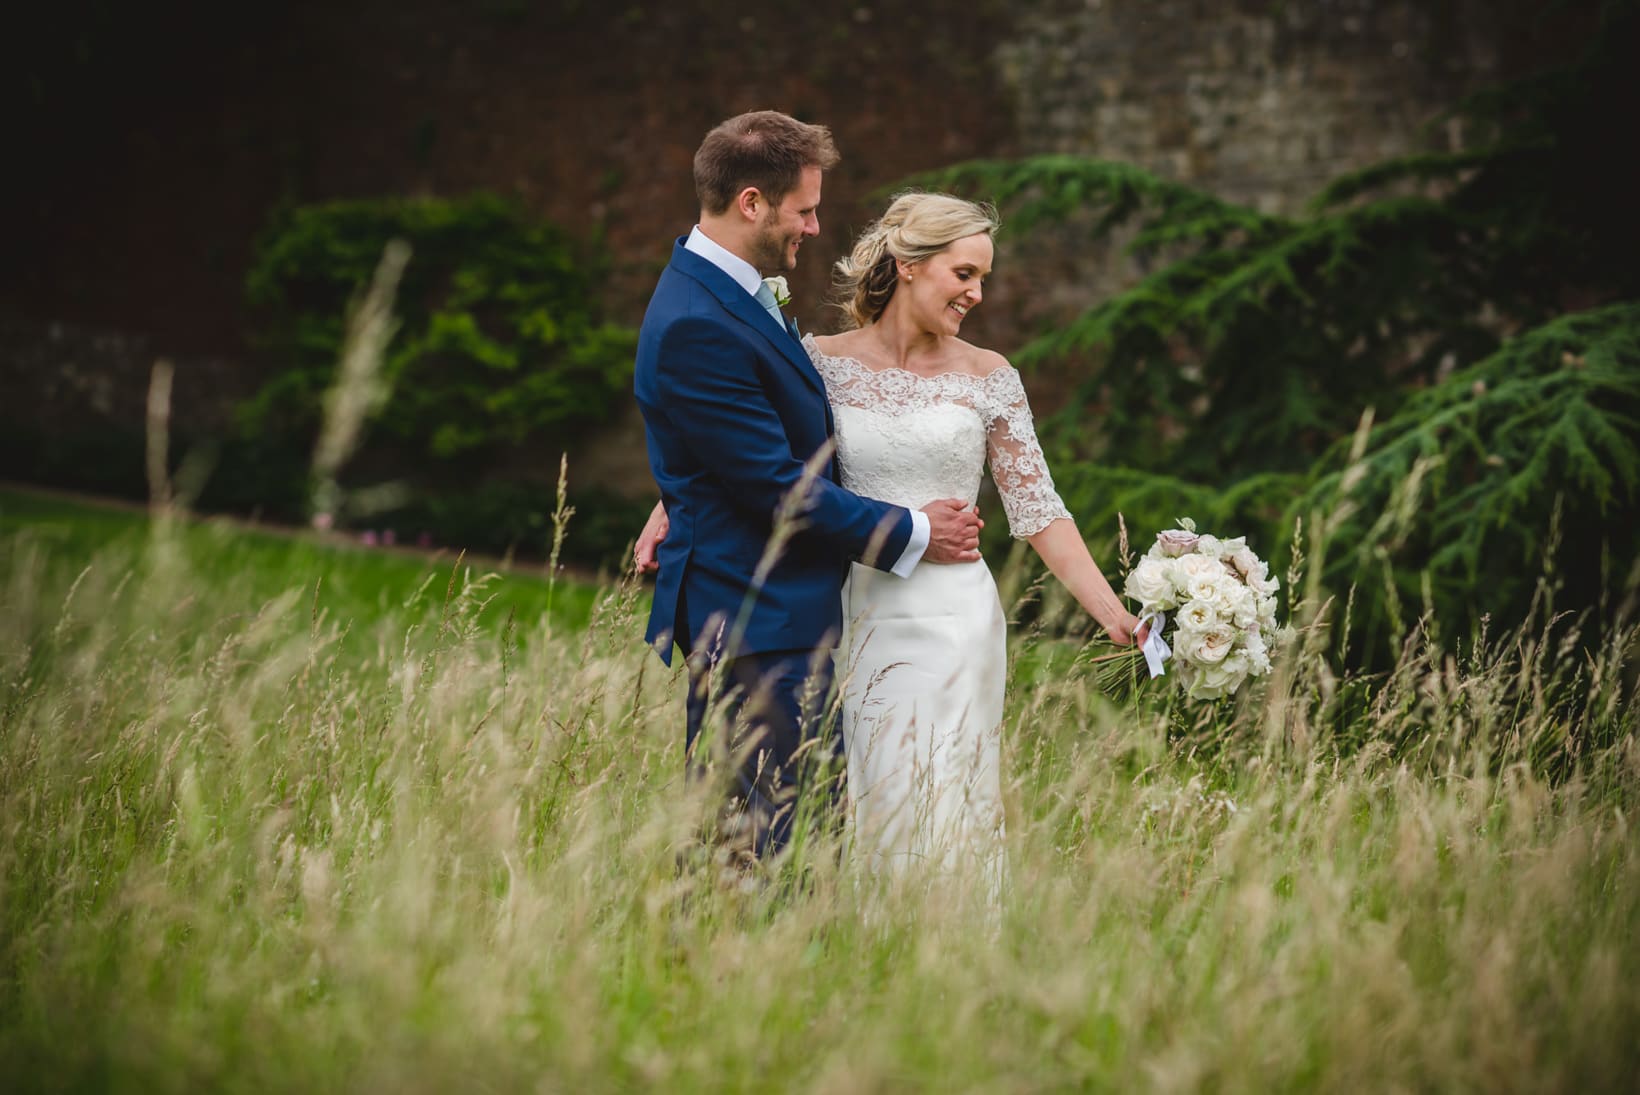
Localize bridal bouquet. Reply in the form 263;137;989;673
1123;519;1280;700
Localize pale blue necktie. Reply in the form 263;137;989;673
753;280;786;330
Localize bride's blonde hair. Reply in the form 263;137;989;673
832;191;1000;329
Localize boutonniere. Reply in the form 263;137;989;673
763;276;791;308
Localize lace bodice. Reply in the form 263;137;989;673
804;335;1072;538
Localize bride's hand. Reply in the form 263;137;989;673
1105;612;1145;647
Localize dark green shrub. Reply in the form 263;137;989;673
221;193;639;563
242;194;634;468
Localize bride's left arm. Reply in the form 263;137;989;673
986;366;1141;645
1027;520;1140;645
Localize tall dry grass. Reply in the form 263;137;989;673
0;505;1636;1092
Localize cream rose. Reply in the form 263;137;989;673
1176;553;1220;580
1179;600;1218;633
1192;626;1236;665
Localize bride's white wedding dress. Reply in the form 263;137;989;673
802;335;1072;884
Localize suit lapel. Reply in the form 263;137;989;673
669;241;827;398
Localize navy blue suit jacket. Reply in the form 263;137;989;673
634;239;914;665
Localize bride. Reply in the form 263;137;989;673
636;192;1142;883
807;192;1140;883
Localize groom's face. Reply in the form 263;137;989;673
750;165;823;274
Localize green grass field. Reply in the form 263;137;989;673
0;487;599;638
1;489;1636;1092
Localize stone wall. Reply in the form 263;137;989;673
1;0;1541;499
975;0;1515;360
1002;0;1501;214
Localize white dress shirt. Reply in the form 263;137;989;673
683;226;929;577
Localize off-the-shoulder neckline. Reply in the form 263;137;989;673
802;333;1018;384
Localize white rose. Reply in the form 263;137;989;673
1196;533;1225;558
1193;652;1250;698
1185;572;1220;605
1229;546;1260;579
1124;560;1176;611
763;275;791;307
1228;585;1259;630
1190;571;1239;616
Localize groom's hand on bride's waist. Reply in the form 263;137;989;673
921;499;984;564
634;500;668;575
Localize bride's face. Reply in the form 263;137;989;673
901;233;993;336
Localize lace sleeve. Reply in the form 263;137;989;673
986;368;1073;538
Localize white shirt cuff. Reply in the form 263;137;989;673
890;509;930;578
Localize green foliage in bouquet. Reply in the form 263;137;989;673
916;2;1640;665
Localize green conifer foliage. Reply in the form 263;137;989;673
1302;303;1639;661
913;2;1639;665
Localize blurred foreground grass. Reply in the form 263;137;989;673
1;491;1636;1092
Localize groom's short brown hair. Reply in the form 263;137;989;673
694;111;840;215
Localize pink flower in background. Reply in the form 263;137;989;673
360;530;379;546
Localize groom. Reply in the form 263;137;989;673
632;110;982;860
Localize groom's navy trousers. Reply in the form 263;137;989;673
683;646;839;858
634;238;915;857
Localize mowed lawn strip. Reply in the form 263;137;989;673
0;485;604;636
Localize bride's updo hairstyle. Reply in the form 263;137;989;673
833;192;1000;329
